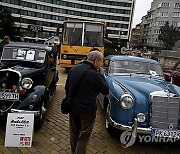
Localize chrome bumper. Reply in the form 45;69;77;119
109;117;152;134
11;109;40;116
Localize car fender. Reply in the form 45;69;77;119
17;85;47;110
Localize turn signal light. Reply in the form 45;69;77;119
18;89;25;95
12;85;16;91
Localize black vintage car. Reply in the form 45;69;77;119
0;42;59;129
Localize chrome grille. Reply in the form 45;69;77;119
151;95;180;130
0;70;20;115
0;70;20;90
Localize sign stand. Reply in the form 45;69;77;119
5;113;34;147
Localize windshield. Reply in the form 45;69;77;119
109;60;163;76
63;22;103;47
1;47;46;63
84;24;103;47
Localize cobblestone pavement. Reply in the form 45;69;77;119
1;66;180;154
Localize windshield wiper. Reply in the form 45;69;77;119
134;72;151;75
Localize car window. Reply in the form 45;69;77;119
2;47;46;63
109;60;163;76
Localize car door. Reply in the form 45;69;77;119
44;50;56;88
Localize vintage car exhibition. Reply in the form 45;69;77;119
0;42;59;129
98;55;180;139
1;0;180;152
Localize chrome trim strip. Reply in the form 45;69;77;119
109;117;151;134
109;91;119;101
0;68;22;82
11;109;40;116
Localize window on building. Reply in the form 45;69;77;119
161;3;170;7
173;12;180;17
174;3;180;8
172;21;179;27
159;21;167;26
160;12;168;17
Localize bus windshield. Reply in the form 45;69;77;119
63;22;103;47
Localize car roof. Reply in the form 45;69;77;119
4;42;52;51
106;55;158;64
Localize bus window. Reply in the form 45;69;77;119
63;29;69;45
65;23;83;46
84;24;103;47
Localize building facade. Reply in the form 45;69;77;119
130;23;141;49
1;0;135;46
140;0;180;48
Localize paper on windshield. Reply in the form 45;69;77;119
16;49;26;59
26;50;35;60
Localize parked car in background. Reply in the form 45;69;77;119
164;60;180;86
98;55;180;139
0;42;59;129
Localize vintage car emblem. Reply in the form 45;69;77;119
168;124;174;130
74;48;78;52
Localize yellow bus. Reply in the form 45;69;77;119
60;20;104;70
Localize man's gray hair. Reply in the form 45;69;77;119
87;50;103;61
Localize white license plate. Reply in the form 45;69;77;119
0;92;19;101
152;128;180;138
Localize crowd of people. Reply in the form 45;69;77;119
122;49;159;62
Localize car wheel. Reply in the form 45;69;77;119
35;101;46;130
105;104;115;134
106;104;121;136
49;74;58;96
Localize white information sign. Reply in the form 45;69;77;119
5;113;34;147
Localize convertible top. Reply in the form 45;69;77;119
106;55;158;64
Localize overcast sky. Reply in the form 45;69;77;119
132;0;153;28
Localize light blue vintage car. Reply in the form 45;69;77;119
98;55;180;139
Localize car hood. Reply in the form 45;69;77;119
111;75;178;98
9;65;43;76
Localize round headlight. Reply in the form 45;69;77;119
120;94;134;109
63;55;67;59
21;78;33;90
137;113;146;123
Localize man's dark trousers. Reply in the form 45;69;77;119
69;108;96;154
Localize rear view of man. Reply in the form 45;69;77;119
0;36;10;57
65;49;109;154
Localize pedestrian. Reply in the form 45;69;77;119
65;49;109;154
136;50;142;57
57;43;61;65
0;36;10;57
150;51;158;62
19;37;25;42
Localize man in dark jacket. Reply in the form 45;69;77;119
0;36;10;57
65;49;109;154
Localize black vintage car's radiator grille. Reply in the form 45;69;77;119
0;70;20;114
0;71;20;90
151;95;179;130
